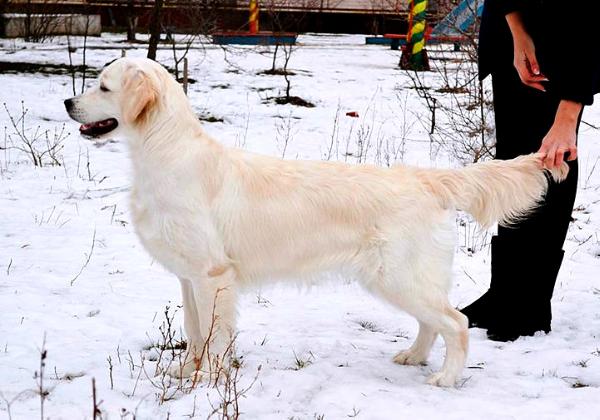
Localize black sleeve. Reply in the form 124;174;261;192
550;7;600;105
484;0;525;17
499;0;525;15
553;55;600;106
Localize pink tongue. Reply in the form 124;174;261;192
79;119;117;133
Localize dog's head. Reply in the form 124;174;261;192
64;57;166;139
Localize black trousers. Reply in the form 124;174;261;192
491;69;579;251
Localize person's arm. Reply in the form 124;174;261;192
542;3;600;168
505;11;547;91
504;10;591;168
538;100;582;168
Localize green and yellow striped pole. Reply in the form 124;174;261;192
401;0;430;71
249;0;259;34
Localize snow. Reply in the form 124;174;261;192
1;33;599;419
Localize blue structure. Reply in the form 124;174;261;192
365;0;484;46
430;0;484;37
212;32;297;46
365;36;393;46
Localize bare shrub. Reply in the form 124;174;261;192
207;351;261;420
275;111;297;158
323;97;408;167
457;215;491;255
404;3;495;165
1;102;68;167
66;13;92;96
20;0;61;43
167;2;222;83
262;0;317;107
406;56;495;165
323;102;342;161
134;295;261;417
375;91;414;167
34;335;50;420
141;305;192;403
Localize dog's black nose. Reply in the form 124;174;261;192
64;98;74;112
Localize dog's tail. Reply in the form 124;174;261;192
421;153;569;228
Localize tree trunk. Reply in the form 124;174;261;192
126;0;136;42
147;0;164;61
271;43;279;72
283;44;292;98
285;73;291;99
24;0;33;41
127;17;137;42
0;0;7;36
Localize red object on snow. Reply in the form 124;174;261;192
346;111;359;118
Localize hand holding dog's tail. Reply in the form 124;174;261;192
424;153;569;228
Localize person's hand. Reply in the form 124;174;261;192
506;12;548;91
512;31;548;91
538;122;577;169
538;100;582;168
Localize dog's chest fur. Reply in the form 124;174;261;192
129;163;215;278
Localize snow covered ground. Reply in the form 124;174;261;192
1;33;599;419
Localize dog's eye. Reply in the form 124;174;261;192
100;85;110;92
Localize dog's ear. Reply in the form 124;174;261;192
122;66;158;125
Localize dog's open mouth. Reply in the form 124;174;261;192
79;118;118;137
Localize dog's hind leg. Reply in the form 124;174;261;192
365;244;467;385
395;291;468;387
393;321;438;366
420;302;468;387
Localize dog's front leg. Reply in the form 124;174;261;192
171;267;238;381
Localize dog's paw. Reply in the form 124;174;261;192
426;371;457;387
393;349;428;366
165;360;201;380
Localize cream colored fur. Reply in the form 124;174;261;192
65;58;568;387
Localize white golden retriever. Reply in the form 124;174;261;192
64;57;567;387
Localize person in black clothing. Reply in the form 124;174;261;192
460;0;600;341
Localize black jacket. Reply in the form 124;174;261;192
478;0;600;105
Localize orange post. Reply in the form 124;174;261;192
249;0;259;34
